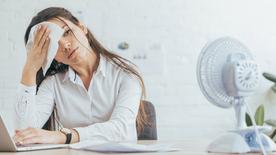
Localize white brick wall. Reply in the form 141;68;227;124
1;0;276;140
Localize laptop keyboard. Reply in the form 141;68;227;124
18;143;58;148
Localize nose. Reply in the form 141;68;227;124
59;39;71;52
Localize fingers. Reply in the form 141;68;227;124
38;29;51;49
16;132;37;144
33;25;45;45
33;25;51;50
13;128;39;144
21;136;41;145
41;37;50;55
33;25;41;45
14;128;32;142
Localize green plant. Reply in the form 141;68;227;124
245;104;276;140
265;119;276;139
245;104;264;126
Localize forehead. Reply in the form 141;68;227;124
47;17;74;29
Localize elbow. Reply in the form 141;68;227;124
111;119;136;141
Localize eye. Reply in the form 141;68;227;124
63;29;72;37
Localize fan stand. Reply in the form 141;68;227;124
206;99;276;153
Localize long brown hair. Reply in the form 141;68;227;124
24;7;148;135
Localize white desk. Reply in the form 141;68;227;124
0;140;274;155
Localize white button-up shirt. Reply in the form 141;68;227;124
15;55;142;142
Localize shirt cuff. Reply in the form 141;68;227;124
18;83;37;95
74;127;89;142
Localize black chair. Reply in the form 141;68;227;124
43;100;158;140
137;100;158;140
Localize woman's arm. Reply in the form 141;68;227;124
22;24;51;86
13;77;61;144
12;24;64;145
16;24;53;129
15;77;56;129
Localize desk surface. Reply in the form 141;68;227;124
0;140;274;155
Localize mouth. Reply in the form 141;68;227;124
67;47;79;59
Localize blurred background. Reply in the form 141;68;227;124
1;0;276;141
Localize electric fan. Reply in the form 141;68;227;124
196;37;276;154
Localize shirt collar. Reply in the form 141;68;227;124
63;54;107;83
95;54;107;77
63;66;77;83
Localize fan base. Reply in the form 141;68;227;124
207;126;276;153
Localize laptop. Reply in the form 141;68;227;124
0;116;68;152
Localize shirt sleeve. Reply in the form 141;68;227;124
74;73;142;142
15;77;55;129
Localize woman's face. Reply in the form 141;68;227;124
47;17;91;66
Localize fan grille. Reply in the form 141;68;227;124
197;37;253;108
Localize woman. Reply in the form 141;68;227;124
13;7;147;145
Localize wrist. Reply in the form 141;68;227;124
21;64;38;86
71;129;80;143
23;63;39;74
60;128;72;144
56;131;67;144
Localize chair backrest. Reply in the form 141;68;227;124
43;100;158;140
137;100;158;140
